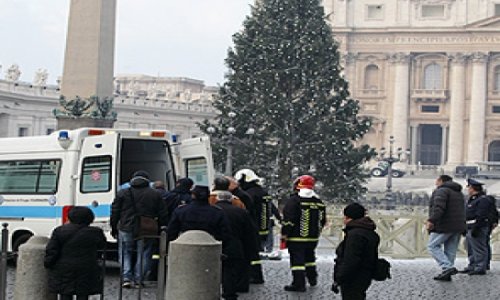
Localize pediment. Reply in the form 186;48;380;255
466;16;500;29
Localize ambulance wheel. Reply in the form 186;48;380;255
11;232;33;263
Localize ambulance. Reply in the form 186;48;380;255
0;128;214;253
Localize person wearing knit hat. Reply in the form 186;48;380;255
333;203;380;299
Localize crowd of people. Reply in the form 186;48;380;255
41;170;499;300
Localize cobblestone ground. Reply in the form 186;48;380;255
5;254;500;299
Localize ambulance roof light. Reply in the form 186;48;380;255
58;131;72;149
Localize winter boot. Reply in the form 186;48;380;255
306;266;318;286
284;270;306;292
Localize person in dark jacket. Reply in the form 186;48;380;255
44;206;106;300
215;190;258;299
234;169;270;284
167;185;231;243
333;203;380;300
461;179;491;275
282;175;326;292
161;177;194;223
110;170;169;288
426;175;465;281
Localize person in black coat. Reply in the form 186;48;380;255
167;185;231;243
160;177;194;223
333;203;380;300
426;175;465;281
44;206;106;300
110;170;169;287
462;179;491;275
215;191;258;299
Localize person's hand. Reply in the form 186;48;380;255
425;221;434;231
331;282;339;294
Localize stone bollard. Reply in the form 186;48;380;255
14;236;56;300
166;230;222;300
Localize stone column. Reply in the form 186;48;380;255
441;124;448;165
467;52;489;164
390;53;411;151
411;124;418;165
61;0;117;100
447;53;467;167
341;52;357;92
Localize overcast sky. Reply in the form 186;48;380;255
0;0;253;86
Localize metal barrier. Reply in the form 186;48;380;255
0;223;8;300
321;207;500;260
118;228;168;300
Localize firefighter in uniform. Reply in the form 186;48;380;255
281;175;326;292
234;169;270;284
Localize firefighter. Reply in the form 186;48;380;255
234;168;270;284
281;175;326;292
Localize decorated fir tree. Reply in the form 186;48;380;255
200;0;375;202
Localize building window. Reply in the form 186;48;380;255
46;128;55;135
495;65;500;90
423;63;442;89
18;127;28;137
492;106;500;113
367;5;384;20
364;64;380;89
495;4;500;16
422;5;445;18
489;140;500;161
421;105;440;113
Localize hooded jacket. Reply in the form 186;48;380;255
428;181;466;233
334;217;380;285
44;223;106;295
110;176;169;233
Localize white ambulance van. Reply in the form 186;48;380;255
0;128;214;252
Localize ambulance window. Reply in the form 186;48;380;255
185;157;208;186
0;159;61;194
81;156;112;193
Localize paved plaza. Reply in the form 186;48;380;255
5;252;500;299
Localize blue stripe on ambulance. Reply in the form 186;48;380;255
0;204;111;218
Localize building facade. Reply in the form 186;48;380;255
0;68;216;140
323;0;500;168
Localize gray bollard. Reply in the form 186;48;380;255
0;223;9;300
166;230;222;300
14;236;56;300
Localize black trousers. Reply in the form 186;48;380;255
288;242;318;286
222;259;246;300
341;280;371;300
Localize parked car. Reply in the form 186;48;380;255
370;161;405;178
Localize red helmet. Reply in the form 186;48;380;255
296;175;315;189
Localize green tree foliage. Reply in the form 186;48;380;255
199;0;376;202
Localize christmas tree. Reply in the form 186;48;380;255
199;0;375;202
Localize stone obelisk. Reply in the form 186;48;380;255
56;0;117;129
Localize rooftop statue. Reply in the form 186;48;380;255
5;64;21;82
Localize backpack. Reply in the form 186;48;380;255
486;195;499;226
372;258;391;281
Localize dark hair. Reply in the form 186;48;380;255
68;206;95;225
470;185;483;192
439;175;452;182
214;177;230;191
